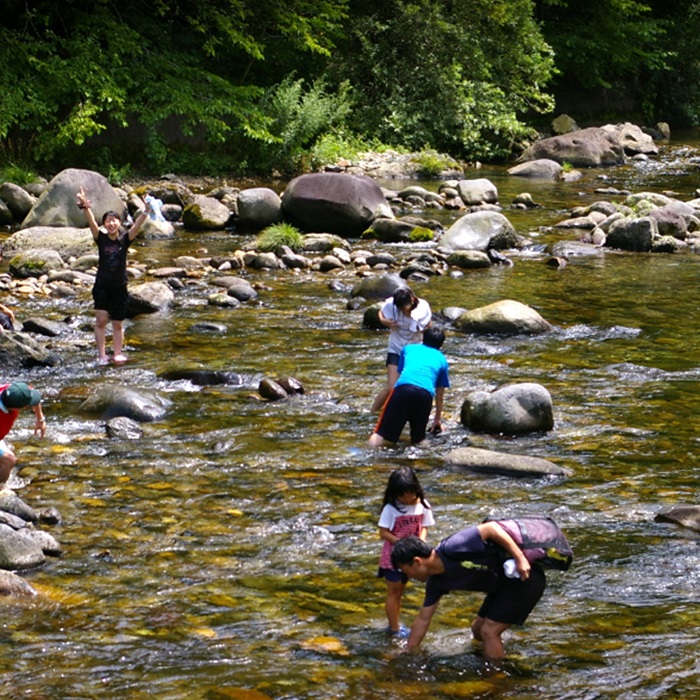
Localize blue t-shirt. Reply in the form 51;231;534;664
423;526;501;607
395;343;449;397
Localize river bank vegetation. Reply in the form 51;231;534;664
1;0;699;178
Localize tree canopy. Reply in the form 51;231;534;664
1;0;699;175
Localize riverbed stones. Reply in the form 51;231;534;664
454;299;552;335
440;211;518;252
460;382;554;434
519;127;625;167
21;168;125;229
79;384;172;422
281;172;394;237
444;447;571;478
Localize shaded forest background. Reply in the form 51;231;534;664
1;0;699;178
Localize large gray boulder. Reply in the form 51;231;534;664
647;205;690;240
456;178;498;206
460;382;554;434
445;447;571;478
281;172;394;237
182;195;231;230
8;249;65;278
79;384;172;422
21;168;125;229
440;211;518;252
454;299;552;335
605;217;658;252
125;281;175;317
601;122;659;156
0;182;36;221
1;226;95;262
236;187;282;231
0;331;61;369
519;127;625;167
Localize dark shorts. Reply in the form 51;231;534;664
93;283;129;321
377;567;408;584
478;566;546;626
374;383;433;444
0;312;13;330
385;352;400;367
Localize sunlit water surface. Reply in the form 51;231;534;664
1;136;699;699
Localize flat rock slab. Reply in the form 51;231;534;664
444;447;572;478
655;505;700;533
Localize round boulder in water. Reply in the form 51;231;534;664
461;382;554;434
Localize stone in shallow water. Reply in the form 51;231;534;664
444;447;572;478
655;505;700;533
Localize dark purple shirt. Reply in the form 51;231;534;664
423;526;502;607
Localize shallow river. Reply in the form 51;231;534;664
1;135;699;699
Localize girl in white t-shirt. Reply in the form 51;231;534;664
371;287;431;412
377;466;434;636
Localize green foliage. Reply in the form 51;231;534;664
333;0;555;160
0;0;348;170
412;150;456;178
246;78;354;174
255;222;304;252
0;163;38;186
408;226;435;242
536;0;667;91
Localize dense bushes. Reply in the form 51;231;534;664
1;0;698;176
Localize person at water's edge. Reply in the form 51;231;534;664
76;187;151;365
369;326;448;447
391;522;546;661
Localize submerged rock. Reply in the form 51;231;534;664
444;447;571;478
655;505;700;533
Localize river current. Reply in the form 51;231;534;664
1;135;699;699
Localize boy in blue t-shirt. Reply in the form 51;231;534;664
369;326;449;447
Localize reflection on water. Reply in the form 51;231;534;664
1;139;700;698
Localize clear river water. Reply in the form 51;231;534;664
1;134;699;699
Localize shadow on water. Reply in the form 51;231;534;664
1;137;700;698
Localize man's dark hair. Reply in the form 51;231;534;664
423;326;445;349
390;536;433;569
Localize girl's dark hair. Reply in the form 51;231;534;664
392;287;418;311
102;210;122;225
381;466;429;512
